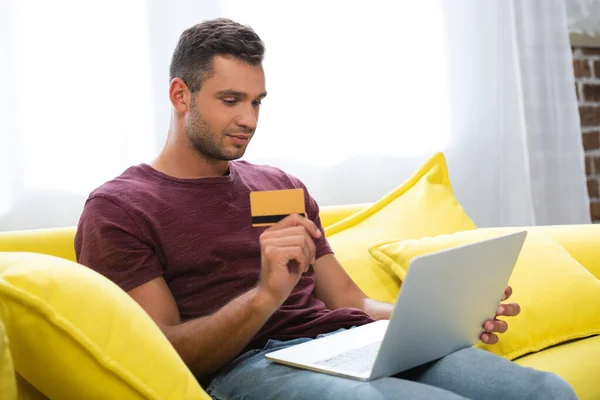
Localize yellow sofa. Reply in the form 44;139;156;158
1;203;600;399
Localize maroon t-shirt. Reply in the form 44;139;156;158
75;160;373;356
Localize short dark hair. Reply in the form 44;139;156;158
169;18;265;93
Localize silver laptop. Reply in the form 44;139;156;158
266;231;527;381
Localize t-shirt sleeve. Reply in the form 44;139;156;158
74;196;165;292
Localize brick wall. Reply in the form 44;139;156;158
573;47;600;222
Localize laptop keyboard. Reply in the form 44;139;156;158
314;341;382;374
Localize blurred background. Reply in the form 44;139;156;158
0;0;599;230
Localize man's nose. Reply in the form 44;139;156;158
236;103;258;131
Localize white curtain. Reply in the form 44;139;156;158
0;0;159;230
0;0;590;231
434;0;590;226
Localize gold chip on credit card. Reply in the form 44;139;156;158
249;188;306;227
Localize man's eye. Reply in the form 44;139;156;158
223;99;238;106
252;101;262;107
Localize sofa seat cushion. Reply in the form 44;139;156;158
515;335;600;400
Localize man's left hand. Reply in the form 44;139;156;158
480;285;520;345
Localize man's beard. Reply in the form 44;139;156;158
185;103;253;161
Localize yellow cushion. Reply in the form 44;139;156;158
368;229;600;360
0;252;210;400
515;335;600;400
16;374;49;400
320;203;371;229
324;153;476;302
523;225;600;280
0;318;17;400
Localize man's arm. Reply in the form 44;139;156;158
128;276;278;378
76;198;320;377
312;253;521;344
127;214;322;378
313;254;394;320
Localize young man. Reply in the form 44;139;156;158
75;18;576;399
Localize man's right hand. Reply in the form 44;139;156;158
257;214;322;308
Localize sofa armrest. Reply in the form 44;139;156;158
320;203;373;229
0;227;77;262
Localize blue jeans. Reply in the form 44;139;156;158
206;329;577;400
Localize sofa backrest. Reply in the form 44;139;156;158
0;203;370;264
0;227;77;262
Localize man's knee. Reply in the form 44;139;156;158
524;371;577;400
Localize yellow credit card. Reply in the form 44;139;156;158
249;188;306;227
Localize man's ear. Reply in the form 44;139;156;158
169;78;191;113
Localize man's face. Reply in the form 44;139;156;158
185;55;266;161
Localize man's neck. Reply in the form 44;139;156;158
151;129;230;179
